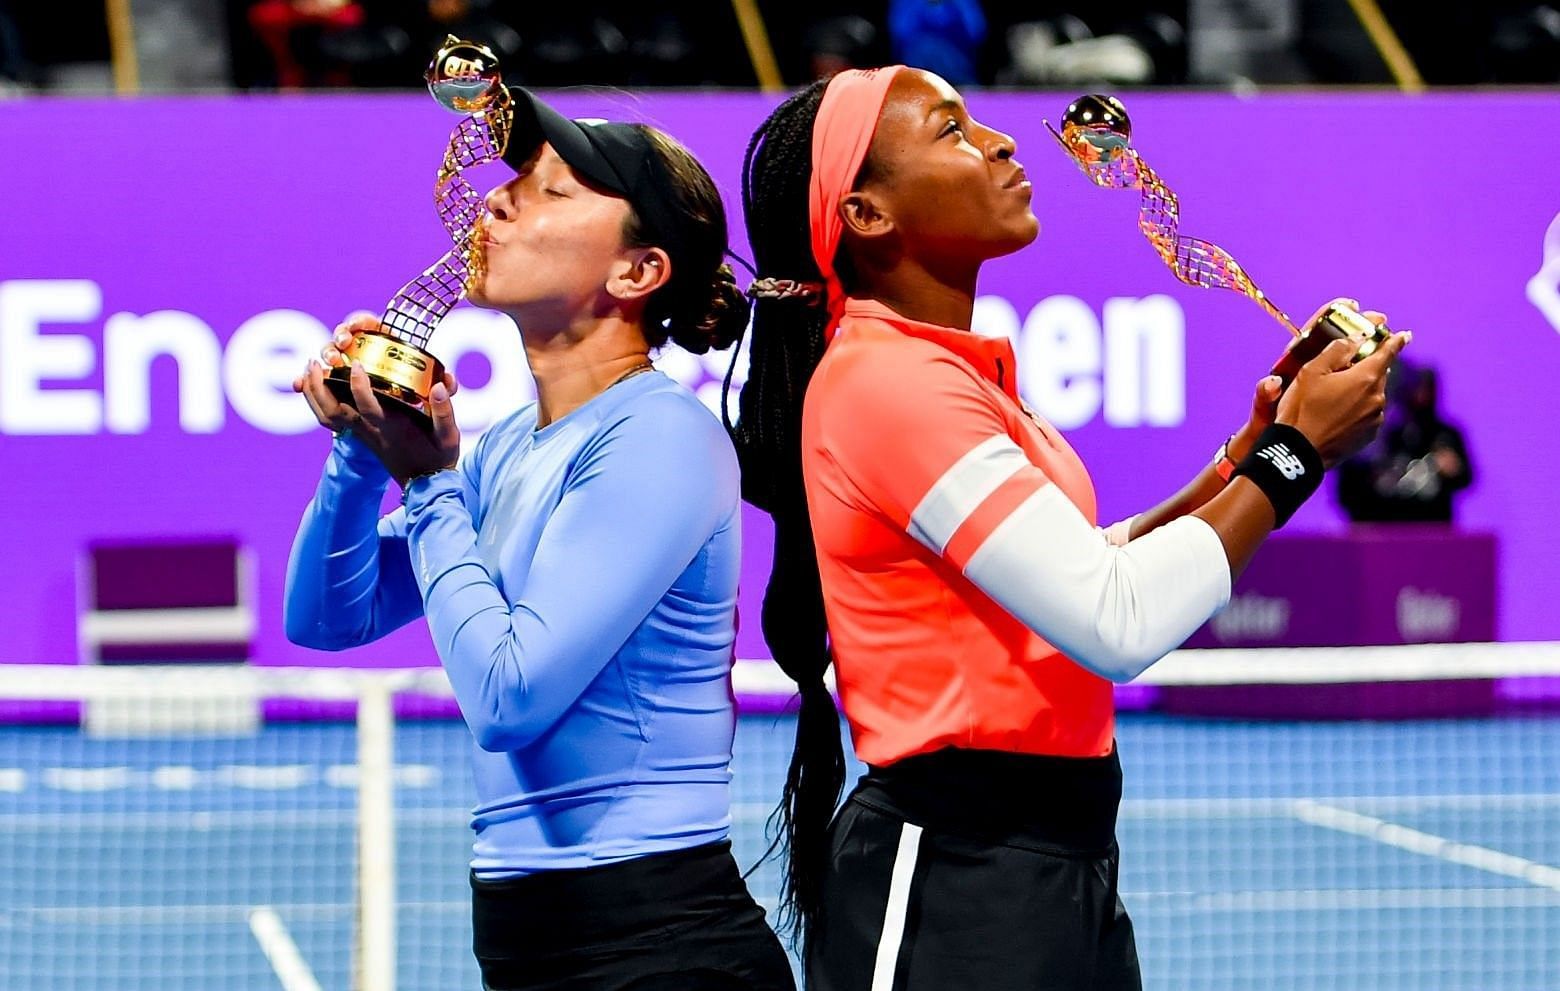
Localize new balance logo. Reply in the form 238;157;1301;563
1256;443;1306;480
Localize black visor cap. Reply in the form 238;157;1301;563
500;89;694;263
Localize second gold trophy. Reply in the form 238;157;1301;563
1046;94;1394;384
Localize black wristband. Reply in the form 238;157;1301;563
1231;423;1324;528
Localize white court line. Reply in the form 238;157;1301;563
216;765;314;790
0;763;442;794
7;900;467;927
1293;800;1560;891
41;767;135;792
0;807;464;829
736;795;1560;823
1119;793;1560;819
1129;887;1560;912
11;889;1555;931
247;907;323;991
0;794;1551;829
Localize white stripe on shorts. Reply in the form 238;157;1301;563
870;821;924;991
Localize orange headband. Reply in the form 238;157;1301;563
808;65;905;340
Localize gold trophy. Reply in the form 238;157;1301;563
1045;94;1392;383
325;36;515;424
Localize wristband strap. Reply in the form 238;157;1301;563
1231;423;1324;528
1212;434;1239;483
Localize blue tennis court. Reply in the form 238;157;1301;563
1;712;1556;990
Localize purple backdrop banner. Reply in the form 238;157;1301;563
2;90;1558;670
1183;529;1497;648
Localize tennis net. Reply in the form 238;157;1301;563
0;643;1555;990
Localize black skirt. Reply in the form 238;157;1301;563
805;747;1141;991
471;840;795;991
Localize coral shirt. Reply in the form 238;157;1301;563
803;298;1116;765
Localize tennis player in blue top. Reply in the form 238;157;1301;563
284;90;793;991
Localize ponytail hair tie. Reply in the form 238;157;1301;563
746;277;825;304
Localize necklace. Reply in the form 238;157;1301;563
606;359;655;390
535;360;656;431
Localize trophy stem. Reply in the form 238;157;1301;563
1255;295;1300;337
380;246;472;352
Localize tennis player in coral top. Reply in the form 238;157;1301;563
729;66;1409;990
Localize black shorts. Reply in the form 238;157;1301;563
471;840;795;991
805;748;1141;991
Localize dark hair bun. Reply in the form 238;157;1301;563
627;127;750;355
668;263;751;355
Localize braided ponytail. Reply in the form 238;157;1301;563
729;78;842;950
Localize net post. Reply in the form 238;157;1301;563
354;676;397;991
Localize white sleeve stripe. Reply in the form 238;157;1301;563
962;486;1232;683
906;434;1031;554
1102;515;1138;547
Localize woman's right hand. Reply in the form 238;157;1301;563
291;314;460;434
291;314;378;433
1276;330;1411;467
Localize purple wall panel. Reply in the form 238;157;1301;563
1184;530;1497;648
89;539;241;610
0;90;1556;677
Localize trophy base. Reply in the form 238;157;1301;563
1270;303;1392;385
324;331;445;427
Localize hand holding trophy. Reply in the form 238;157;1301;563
1044;94;1398;385
323;36;515;426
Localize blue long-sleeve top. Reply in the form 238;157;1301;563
284;371;742;876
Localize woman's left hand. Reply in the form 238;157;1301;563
1231;299;1389;461
343;362;461;486
1227;373;1284;462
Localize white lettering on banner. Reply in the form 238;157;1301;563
971;296;1020;344
223;310;331;435
699;330;748;424
654;328;752;423
1211;592;1291;642
650;340;702;399
0;280;104;434
104;311;226;433
0;281;1184;435
1397;587;1460;642
1528;211;1560;334
430;308;534;429
1102;295;1185;427
973;293;1187;430
1020;295;1102;430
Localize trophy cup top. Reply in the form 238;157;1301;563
426;35;505;113
1057;94;1132;166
